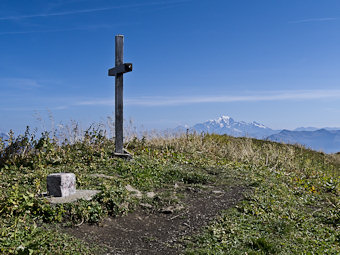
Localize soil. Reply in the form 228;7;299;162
65;184;247;255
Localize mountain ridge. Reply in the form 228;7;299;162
175;116;340;153
267;129;340;153
293;127;340;131
0;132;8;140
176;115;280;139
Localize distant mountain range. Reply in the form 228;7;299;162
0;132;8;141
175;116;340;153
187;116;278;139
268;129;340;154
293;127;340;131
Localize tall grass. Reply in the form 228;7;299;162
144;132;339;177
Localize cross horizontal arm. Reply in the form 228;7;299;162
108;63;133;76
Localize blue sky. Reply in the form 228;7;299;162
1;0;340;134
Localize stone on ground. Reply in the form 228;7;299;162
125;184;142;198
47;173;76;197
47;190;100;204
46;173;100;204
146;191;156;198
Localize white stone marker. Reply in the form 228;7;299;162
47;173;76;197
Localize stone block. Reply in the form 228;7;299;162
47;173;76;197
47;190;100;204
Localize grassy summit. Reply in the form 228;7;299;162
0;127;339;254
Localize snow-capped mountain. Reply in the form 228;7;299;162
188;116;279;139
174;116;340;153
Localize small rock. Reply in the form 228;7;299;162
212;190;223;194
146;192;156;198
119;202;130;210
186;187;198;192
140;203;153;209
160;204;184;214
125;184;142;198
160;206;175;214
90;174;115;179
16;245;25;251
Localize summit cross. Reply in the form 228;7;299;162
108;35;133;157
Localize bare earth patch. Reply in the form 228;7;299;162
65;184;247;255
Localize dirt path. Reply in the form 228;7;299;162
65;185;246;255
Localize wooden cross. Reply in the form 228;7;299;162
108;35;133;157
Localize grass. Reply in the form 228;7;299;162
183;162;339;254
0;126;339;254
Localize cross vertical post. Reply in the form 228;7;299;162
115;35;124;154
108;35;133;158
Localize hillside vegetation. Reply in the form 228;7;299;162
0;126;339;254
